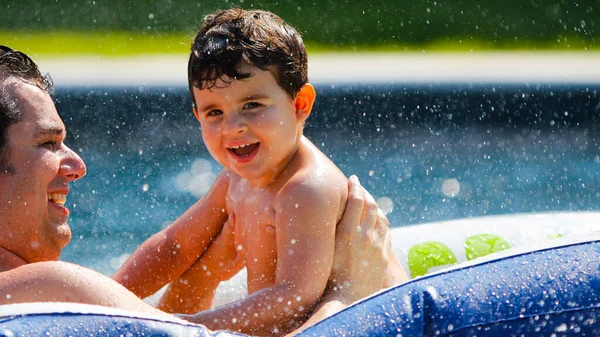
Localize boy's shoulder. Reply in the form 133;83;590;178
273;165;348;223
276;151;348;210
291;137;347;187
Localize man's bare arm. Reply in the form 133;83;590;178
0;261;180;322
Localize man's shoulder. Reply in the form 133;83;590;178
0;261;99;305
2;261;91;279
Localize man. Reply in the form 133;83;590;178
0;46;86;269
0;45;397;333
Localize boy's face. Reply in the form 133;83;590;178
193;64;305;185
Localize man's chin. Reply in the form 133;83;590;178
54;223;72;249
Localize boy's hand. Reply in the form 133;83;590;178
157;214;244;313
197;213;244;282
327;175;391;303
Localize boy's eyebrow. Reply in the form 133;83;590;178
198;94;270;112
242;94;269;102
198;103;219;113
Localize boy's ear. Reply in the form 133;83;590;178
193;106;201;121
294;83;316;122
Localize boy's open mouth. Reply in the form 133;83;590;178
228;142;260;157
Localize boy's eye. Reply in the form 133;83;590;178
243;102;261;109
206;109;223;117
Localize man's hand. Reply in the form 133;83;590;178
326;175;391;303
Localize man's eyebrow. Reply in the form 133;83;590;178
35;125;65;137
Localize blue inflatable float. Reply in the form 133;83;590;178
1;217;600;336
299;231;600;336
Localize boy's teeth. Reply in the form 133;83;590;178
231;144;249;149
47;193;67;205
228;142;259;156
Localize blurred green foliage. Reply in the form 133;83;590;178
0;0;598;53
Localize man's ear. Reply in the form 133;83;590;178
294;83;316;123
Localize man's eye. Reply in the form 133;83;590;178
41;141;58;151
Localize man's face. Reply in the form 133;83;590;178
0;79;86;263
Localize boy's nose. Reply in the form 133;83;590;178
59;144;87;181
223;114;247;135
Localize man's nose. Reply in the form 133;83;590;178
59;144;87;181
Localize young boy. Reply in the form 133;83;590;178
113;8;406;336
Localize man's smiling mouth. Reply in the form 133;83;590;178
47;193;67;205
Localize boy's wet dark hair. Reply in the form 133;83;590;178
0;45;54;172
187;8;308;109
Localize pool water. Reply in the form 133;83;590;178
54;83;600;275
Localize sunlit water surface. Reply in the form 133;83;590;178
54;84;600;275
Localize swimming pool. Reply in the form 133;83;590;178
55;83;600;274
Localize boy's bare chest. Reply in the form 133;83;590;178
232;198;277;237
227;187;277;228
227;187;279;289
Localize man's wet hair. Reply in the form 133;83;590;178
0;45;54;172
187;8;308;109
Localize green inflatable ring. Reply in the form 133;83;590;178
407;241;457;278
464;233;511;261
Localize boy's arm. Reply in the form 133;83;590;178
112;171;231;299
157;213;244;313
181;180;342;336
289;175;394;335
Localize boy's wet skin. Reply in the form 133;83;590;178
194;63;346;293
113;9;408;336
